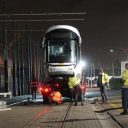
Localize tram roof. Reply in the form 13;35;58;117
45;25;82;44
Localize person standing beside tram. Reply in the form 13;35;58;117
97;69;109;103
120;63;128;115
29;75;39;100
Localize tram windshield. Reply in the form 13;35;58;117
47;40;77;63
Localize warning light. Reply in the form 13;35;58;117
44;88;49;93
55;83;59;87
39;86;52;96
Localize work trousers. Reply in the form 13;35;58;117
74;84;84;105
122;88;128;112
100;84;107;103
31;87;37;100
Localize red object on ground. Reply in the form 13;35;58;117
48;91;62;104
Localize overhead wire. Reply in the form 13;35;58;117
0;12;86;16
0;18;85;22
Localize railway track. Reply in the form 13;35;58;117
58;102;72;128
24;102;73;128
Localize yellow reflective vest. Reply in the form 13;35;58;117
101;73;109;84
122;69;128;87
68;76;80;89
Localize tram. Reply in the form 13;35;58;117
42;25;82;77
40;25;84;102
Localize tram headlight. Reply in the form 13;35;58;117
79;60;87;68
49;68;55;72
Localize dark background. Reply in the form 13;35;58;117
1;0;128;69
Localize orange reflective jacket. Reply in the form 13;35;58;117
49;91;62;104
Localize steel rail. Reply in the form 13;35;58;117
58;102;73;128
23;105;52;128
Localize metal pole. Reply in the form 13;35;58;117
20;28;24;95
93;63;95;77
1;0;8;92
27;26;31;94
3;23;8;92
17;31;21;96
12;21;16;96
112;61;114;76
90;64;92;88
26;28;33;94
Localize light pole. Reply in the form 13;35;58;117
110;49;115;76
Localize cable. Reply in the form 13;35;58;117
0;12;87;16
0;18;85;22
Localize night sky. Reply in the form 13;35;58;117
1;0;128;69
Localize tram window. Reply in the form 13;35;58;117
47;40;77;63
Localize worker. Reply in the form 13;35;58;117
68;76;83;106
120;63;128;115
97;69;109;103
29;75;39;100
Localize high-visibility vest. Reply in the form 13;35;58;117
122;69;128;87
101;73;109;84
68;76;80;89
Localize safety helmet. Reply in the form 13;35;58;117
125;63;128;68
